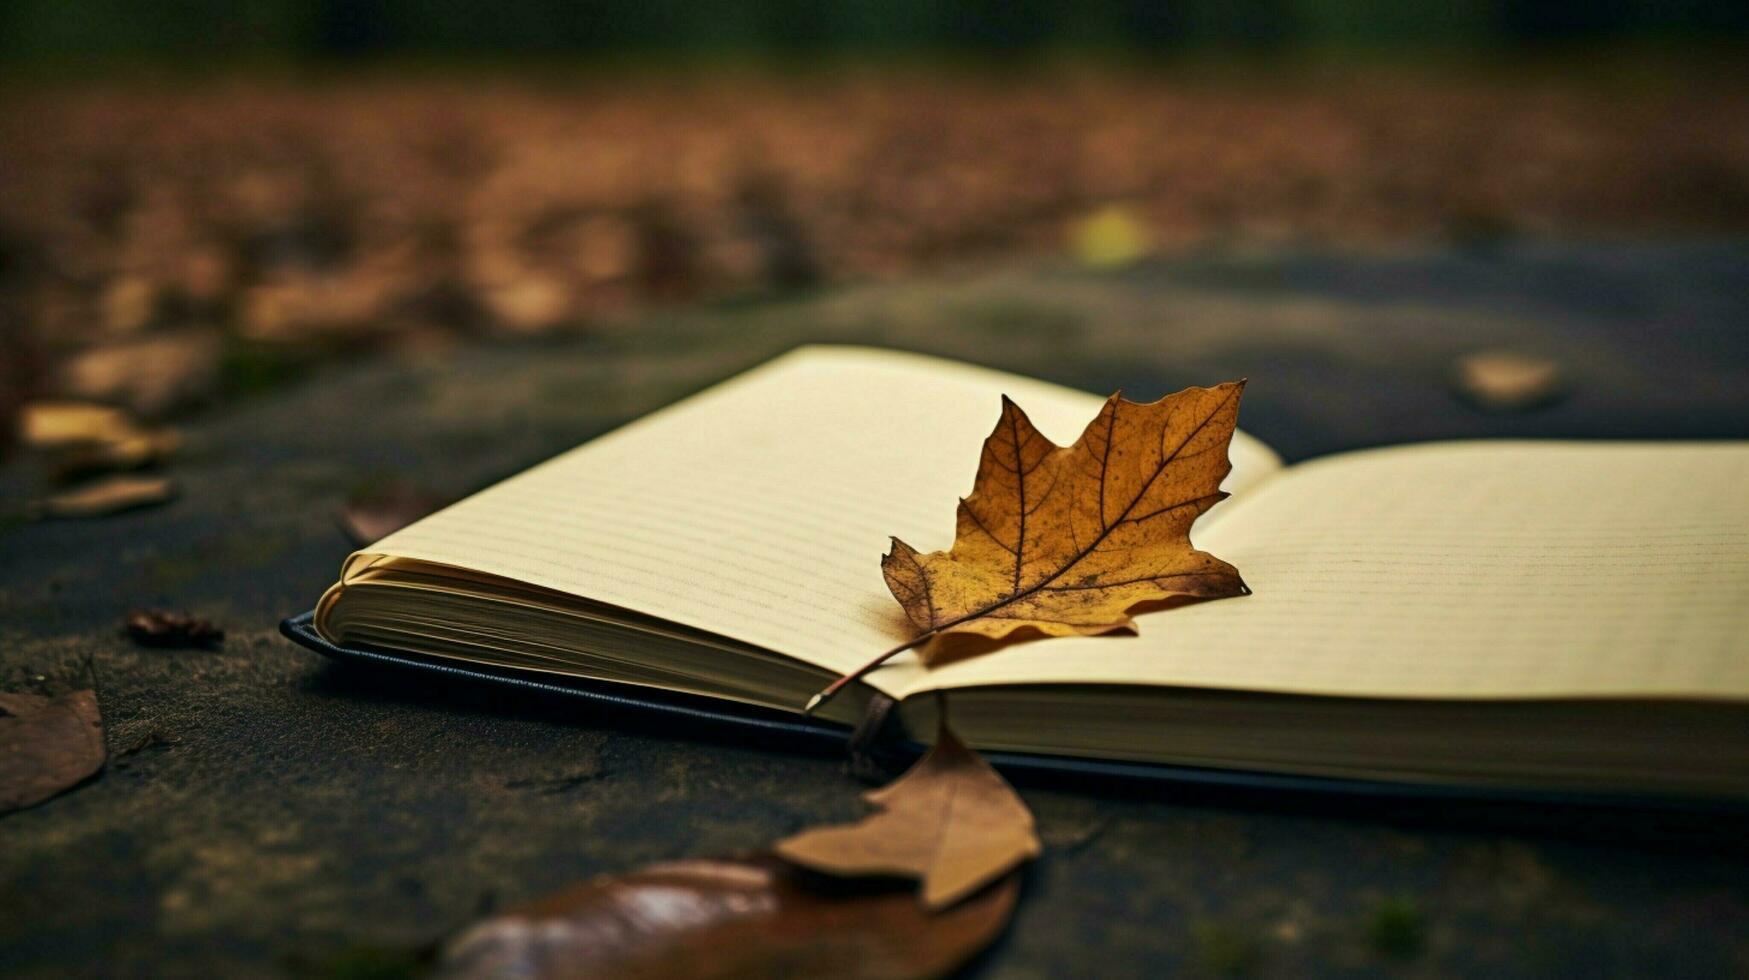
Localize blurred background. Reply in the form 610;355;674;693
2;2;1747;447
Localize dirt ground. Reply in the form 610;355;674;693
3;62;1748;379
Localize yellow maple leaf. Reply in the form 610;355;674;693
809;382;1249;710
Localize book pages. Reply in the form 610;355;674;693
341;346;1748;705
902;441;1749;700
343;346;1281;698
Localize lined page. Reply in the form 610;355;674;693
343;346;1281;698
904;442;1749;700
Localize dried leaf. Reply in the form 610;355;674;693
124;610;225;650
340;484;444;545
436;854;1018;980
51;429;181;481
17;400;181;480
775;723;1040;911
1451;349;1565;413
36;475;176;518
57;330;221;418
886;383;1248;655
0;690;106;814
18;401;137;449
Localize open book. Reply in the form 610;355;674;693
308;347;1749;799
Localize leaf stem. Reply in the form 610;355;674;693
803;632;935;715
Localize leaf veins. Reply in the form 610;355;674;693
809;381;1250;711
884;382;1249;650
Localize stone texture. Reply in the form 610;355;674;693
3;242;1748;979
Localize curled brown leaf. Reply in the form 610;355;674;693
0;690;106;814
36;475;176;518
17;400;181;481
124;610;225;650
436;854;1018;980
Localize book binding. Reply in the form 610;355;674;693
281;610;1744;815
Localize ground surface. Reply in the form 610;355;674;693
3;242;1749;978
6;64;1749;367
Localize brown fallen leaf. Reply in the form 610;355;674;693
436;854;1018;980
51;429;182;482
57;329;222;418
811;382;1248;709
35;475;176;518
18;401;139;448
340;483;445;545
0;690;106;814
1451;349;1566;413
775;721;1040;911
124;610;225;650
16;400;181;480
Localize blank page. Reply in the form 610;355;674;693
904;441;1749;701
342;346;1282;699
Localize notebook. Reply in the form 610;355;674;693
292;346;1749;801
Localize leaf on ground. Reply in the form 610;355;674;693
1451;349;1565;413
17;401;137;448
0;690;106;814
883;382;1249;659
775;722;1040;911
341;484;444;545
57;329;222;418
51;429;181;481
124;610;225;650
18;400;180;480
435;853;1018;980
36;475;176;518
